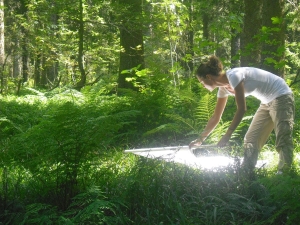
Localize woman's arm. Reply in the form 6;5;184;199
189;96;228;148
217;81;247;147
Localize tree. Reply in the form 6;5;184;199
186;0;194;73
19;0;29;84
240;0;262;67
230;0;243;67
75;0;87;90
0;0;296;93
260;0;285;77
117;0;145;90
0;0;4;93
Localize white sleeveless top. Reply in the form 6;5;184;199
217;67;292;104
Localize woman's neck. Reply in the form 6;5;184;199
215;71;229;87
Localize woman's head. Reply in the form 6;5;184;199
196;55;223;79
196;55;224;91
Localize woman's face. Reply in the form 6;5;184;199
197;75;216;92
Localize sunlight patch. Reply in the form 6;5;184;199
125;146;269;170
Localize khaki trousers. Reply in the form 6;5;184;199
243;93;295;171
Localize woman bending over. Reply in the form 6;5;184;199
189;55;295;173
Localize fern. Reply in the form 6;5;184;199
20;203;58;225
64;186;129;225
143;124;174;136
195;92;216;123
144;92;217;138
0;117;24;133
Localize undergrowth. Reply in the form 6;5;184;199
0;88;299;224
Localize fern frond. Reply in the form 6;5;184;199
25;88;45;96
195;93;217;123
208;121;231;143
141;93;217;138
166;113;198;132
143;124;175;136
66;186;121;224
0;117;24;133
20;203;58;225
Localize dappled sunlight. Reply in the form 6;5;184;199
125;146;270;170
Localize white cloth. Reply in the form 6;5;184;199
217;67;292;104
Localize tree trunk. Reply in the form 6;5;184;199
240;0;262;67
187;2;194;75
12;41;22;79
200;0;212;56
231;28;240;67
261;0;285;77
21;42;29;82
202;13;209;41
0;0;4;93
179;0;194;78
75;0;86;90
230;0;242;67
117;0;145;90
19;0;29;83
47;61;59;84
48;5;59;84
34;54;41;87
41;56;47;88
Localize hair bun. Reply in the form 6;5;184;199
196;55;223;77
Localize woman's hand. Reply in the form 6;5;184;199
217;134;231;147
189;138;203;149
217;81;246;148
189;138;203;155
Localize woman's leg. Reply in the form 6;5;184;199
243;104;274;170
269;94;295;172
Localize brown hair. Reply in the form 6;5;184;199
196;55;223;78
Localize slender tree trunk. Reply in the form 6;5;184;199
75;0;86;90
261;0;285;77
230;0;242;67
12;42;22;78
241;0;262;67
41;56;47;87
202;11;210;56
117;0;145;90
231;29;240;67
19;0;29;83
187;0;194;74
47;62;59;84
48;11;59;84
34;54;41;87
0;0;4;93
21;41;29;82
202;13;209;41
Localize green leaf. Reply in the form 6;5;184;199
271;17;282;24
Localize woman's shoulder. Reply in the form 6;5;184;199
226;67;248;80
227;67;279;76
226;67;249;73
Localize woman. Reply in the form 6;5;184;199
189;55;295;173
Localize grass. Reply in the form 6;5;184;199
1;145;300;224
103;149;300;225
0;92;299;224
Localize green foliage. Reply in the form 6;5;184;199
20;203;58;225
2;0;300;224
141;85;216;144
0;89;139;220
0;87;300;224
110;155;279;224
141;84;256;147
2;187;129;225
61;186;129;225
259;174;300;225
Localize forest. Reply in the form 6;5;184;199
0;0;300;224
